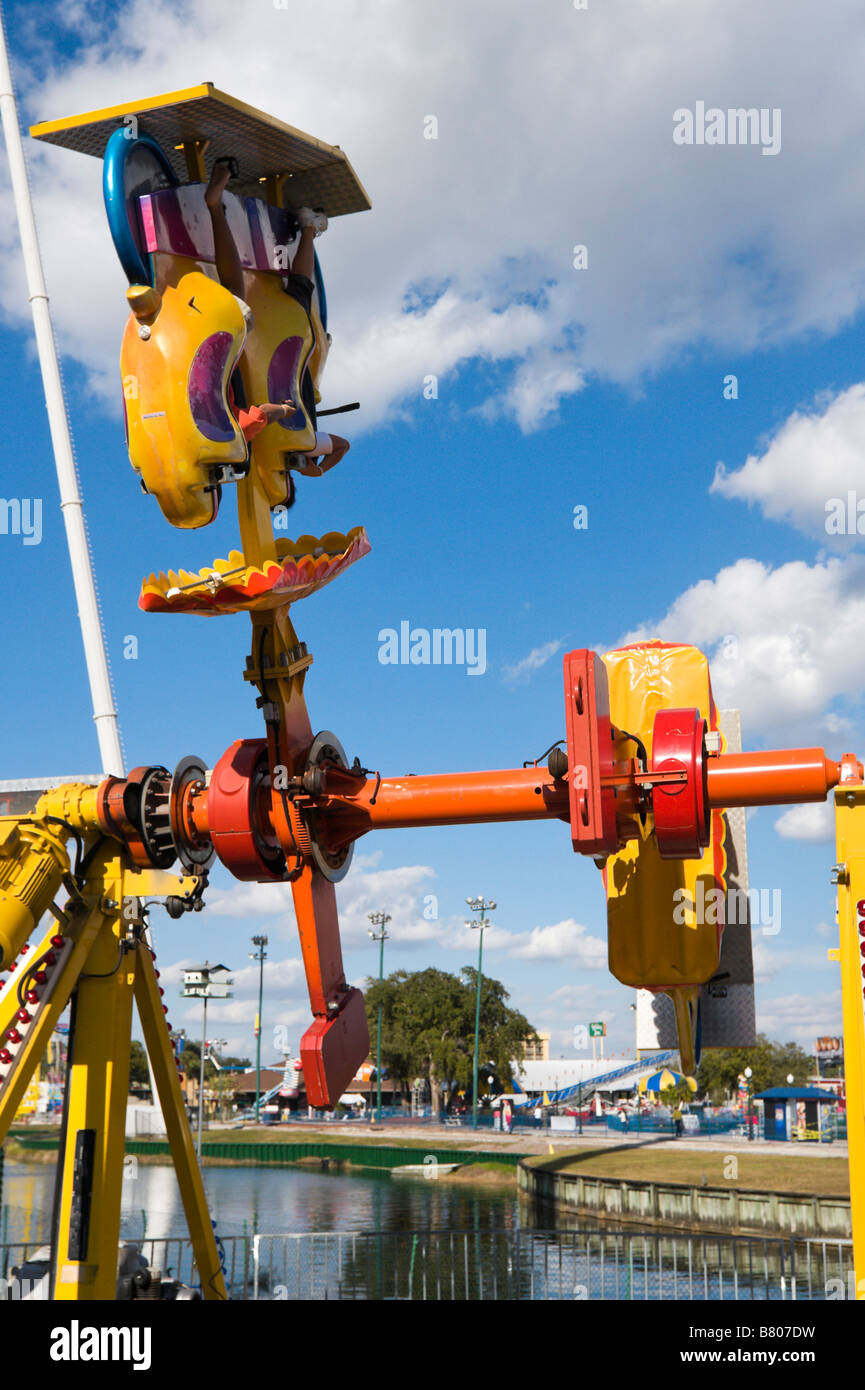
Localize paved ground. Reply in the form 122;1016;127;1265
219;1121;849;1161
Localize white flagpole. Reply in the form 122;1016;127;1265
0;7;124;776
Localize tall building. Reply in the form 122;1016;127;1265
522;1032;550;1062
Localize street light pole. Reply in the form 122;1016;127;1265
250;935;268;1123
181;963;233;1160
465;896;497;1131
368;912;391;1124
197;992;208;1160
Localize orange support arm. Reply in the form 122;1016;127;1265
305;745;848;859
706;748;841;807
318;766;569;843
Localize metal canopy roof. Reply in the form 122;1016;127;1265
754;1086;837;1101
29;81;371;218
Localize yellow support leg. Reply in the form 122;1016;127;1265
135;940;227;1300
834;782;865;1297
52;852;134;1300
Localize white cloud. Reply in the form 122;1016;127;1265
507;918;607;966
756;990;842;1045
8;0;865;436
181;998;307;1031
165;954;311;1059
711;384;865;543
432;915;608;968
337;863;442;949
619;554;865;744
205;882;292;919
774;802;835;843
337;290;558;428
158;955;305;1003
751;941;831;985
551;983;611;1003
479;349;585;432
205;860;441;949
440;922;512;953
503;639;562;684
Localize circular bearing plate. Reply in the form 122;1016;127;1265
651;708;710;860
170;755;215;873
305;731;354;883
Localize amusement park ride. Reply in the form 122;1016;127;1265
0;82;863;1301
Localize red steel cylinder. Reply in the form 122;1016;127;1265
650;708;710;860
208;739;285;881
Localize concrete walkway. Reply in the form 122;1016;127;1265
219;1121;849;1161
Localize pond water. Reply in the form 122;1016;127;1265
1;1159;829;1300
0;1158;518;1246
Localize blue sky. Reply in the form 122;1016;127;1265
1;0;863;1065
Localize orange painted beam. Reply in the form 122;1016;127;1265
318;766;570;841
706;748;841;808
311;747;846;848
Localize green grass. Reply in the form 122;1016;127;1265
153;1127;519;1154
9;1123;519;1155
525;1146;851;1198
441;1161;515;1183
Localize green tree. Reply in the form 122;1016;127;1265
129;1040;150;1087
697;1034;812;1102
180;1039;203;1081
364;966;537;1116
175;1041;248;1082
663;1080;696;1107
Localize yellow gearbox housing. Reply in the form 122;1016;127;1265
120;271;248;529
0;818;69;971
603;640;728;992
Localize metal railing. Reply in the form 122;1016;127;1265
1;1229;854;1300
248;1228;854;1301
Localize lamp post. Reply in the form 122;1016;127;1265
181;963;233;1159
367;912;391;1124
744;1065;753;1142
465;896;496;1131
249;936;268;1123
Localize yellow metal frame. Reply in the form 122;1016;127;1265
0;843;226;1301
834;780;865;1297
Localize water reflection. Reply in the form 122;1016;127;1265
2;1161;833;1300
1;1160;518;1245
